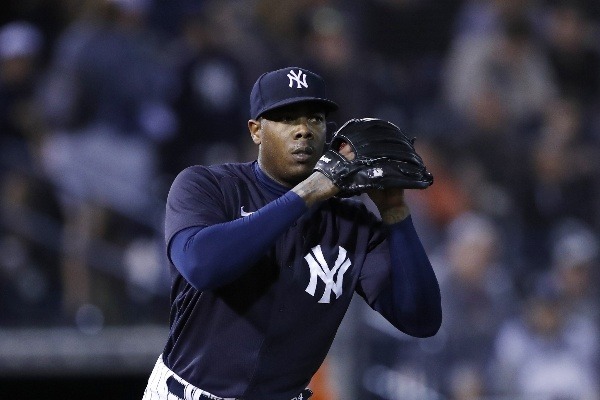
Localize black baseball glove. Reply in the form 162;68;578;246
314;118;433;196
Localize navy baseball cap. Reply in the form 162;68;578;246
250;67;339;119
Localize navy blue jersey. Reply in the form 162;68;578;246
163;161;393;399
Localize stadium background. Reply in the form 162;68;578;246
1;0;599;399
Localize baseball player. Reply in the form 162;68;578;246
142;67;441;400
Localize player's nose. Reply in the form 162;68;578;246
294;118;314;140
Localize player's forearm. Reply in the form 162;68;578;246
170;191;307;291
375;216;442;337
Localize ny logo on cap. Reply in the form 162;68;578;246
287;69;308;89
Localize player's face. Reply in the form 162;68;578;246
249;103;328;187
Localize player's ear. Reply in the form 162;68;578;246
248;119;262;144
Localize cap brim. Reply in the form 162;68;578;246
255;97;338;119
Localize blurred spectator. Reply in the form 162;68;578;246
357;0;462;128
254;0;321;62
518;97;600;269
0;21;67;327
0;21;44;164
298;5;373;124
541;1;600;105
39;0;177;137
446;362;485;400
34;0;174;326
160;3;249;178
198;0;274;83
39;0;174;205
0;168;64;326
548;218;600;322
433;211;517;394
444;12;557;130
441;13;559;235
452;0;543;38
490;277;599;399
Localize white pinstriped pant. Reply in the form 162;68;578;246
142;355;235;400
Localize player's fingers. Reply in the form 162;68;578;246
338;141;355;160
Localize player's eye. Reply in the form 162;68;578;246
309;114;325;124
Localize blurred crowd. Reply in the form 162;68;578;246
1;0;599;398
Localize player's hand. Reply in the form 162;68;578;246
343;137;409;222
338;141;354;160
367;187;410;224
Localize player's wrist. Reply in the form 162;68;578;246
379;205;410;224
292;171;339;207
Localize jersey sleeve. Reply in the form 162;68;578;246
356;216;442;337
164;165;229;246
355;233;392;306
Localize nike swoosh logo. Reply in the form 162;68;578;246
240;206;254;217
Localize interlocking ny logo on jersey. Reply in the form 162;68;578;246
287;69;308;89
304;245;351;303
